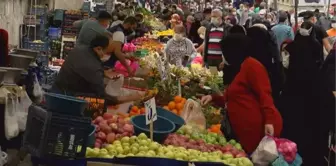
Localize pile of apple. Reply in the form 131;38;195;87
92;113;134;148
86;133;253;166
177;125;242;150
164;133;247;158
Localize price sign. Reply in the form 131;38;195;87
145;97;157;125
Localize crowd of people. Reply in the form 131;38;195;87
49;2;336;165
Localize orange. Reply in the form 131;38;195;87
163;106;170;110
140;108;146;114
174;96;182;103
171;109;178;114
176;103;184;110
178;109;183;115
181;98;186;104
131;106;139;111
168;101;176;110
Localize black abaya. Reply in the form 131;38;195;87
280;34;327;166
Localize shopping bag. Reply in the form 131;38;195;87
33;74;43;97
3;88;19;140
251;136;279;166
272;155;289;166
105;74;124;96
273;138;298;163
180;99;206;130
17;91;32;131
220;108;235;140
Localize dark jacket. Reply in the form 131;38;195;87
188;21;202;45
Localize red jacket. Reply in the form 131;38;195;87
212;57;283;154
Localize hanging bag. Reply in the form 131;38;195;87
180;99;206;130
17;90;32;131
3;88;19;140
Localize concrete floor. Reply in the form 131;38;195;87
6;149;32;166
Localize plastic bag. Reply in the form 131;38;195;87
272;154;302;166
251;136;279;166
273;138;298;163
33;74;43;97
114;60;139;77
3;88;19;140
17;91;32;131
180;99;206;130
105;74;124;96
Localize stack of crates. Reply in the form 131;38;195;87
23;104;91;159
62;10;82;36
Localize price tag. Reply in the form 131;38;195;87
156;55;167;81
145;97;157;125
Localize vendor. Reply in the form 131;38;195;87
104;16;138;74
52;35;143;104
164;25;197;67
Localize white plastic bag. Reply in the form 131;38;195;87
17;91;32;131
105;74;124;96
251;136;279;166
33;74;43;97
180;99;206;130
3;88;19;140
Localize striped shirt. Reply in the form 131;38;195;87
207;26;224;59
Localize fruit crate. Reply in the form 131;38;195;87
23;104;91;159
27;41;48;51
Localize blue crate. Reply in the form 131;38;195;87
29;7;46;15
48;28;61;39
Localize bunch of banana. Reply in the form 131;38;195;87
156;29;174;36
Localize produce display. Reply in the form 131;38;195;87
86;133;253;166
162;96;187;115
92;113;134;148
152;29;175;37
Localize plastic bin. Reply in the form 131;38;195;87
23;105;91;159
45;93;88;115
48;28;61;39
157;107;185;132
131;115;175;143
27;41;48;51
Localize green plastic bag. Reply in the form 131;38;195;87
272;155;289;166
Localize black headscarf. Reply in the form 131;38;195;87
221;34;251;84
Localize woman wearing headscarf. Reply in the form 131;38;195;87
188;14;203;46
164;25;197;67
280;22;327;165
201;34;283;154
247;25;284;107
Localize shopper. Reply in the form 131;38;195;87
203;9;231;69
110;12;126;28
188;14;203;46
327;19;336;37
201;8;212;27
171;4;184;20
164;25;197;67
271;11;295;50
200;34;283;154
74;11;112;47
52;35;143;104
279;21;326;165
104;16;138;75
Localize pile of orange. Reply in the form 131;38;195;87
162;96;186;115
129;106;146;117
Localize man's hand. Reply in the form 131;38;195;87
127;67;135;77
218;62;225;70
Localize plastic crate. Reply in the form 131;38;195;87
27;41;48;51
29;7;46;15
23;15;41;25
48;28;61;39
23;105;91;159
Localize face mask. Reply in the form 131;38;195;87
200;34;204;39
232;12;237;15
174;34;184;41
99;50;110;62
224;5;229;8
211;18;220;26
332;23;336;28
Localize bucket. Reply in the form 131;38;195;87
87;125;96;148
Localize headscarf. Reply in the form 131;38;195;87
221;34;251;84
229;25;246;35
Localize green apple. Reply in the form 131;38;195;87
198;156;208;162
127;153;135;157
116;146;124;154
147;150;156;156
149;142;159;150
139;146;149;152
167;145;174;149
222;153;233;159
109;149;117;156
123;146;130;154
131;146;138;154
130;136;137;143
139;140;148;146
138;133;148;140
176;129;184;135
122;143;130;147
121;136;130;143
91;148;100;157
234;143;242;150
136;152;145;156
175;152;186;159
165;151;175;158
176;147;186;152
116;154;126;158
229;139;237;145
240;157;253;166
190;159;198;162
132;143;139;148
113;140;121;145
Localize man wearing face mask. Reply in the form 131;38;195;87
203;9;232;68
271;11;295;50
103;16;138;74
304;11;331;59
74;11;112;47
201;8;212;27
52;35;144;104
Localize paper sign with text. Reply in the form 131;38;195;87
145;97;157;125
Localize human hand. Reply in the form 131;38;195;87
127;67;135;77
265;124;274;136
218;62;225;70
200;95;212;106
